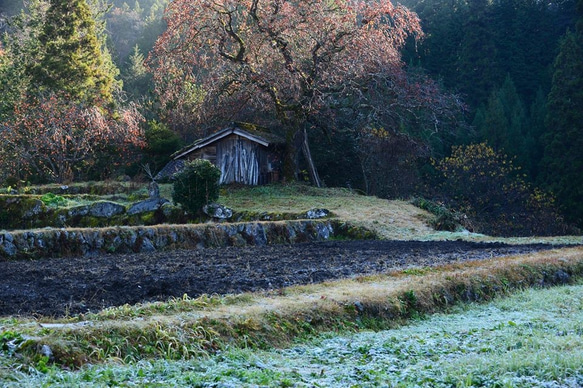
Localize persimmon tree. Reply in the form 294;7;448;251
149;0;432;186
434;143;571;236
0;93;145;183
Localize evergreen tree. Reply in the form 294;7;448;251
454;0;502;109
527;88;548;181
474;75;530;173
406;0;576;115
542;0;583;226
27;0;121;104
122;45;151;100
0;0;47;117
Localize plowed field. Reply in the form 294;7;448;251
0;240;561;317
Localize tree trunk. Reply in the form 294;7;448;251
282;128;298;182
282;125;322;187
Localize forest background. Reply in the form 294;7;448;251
0;0;581;237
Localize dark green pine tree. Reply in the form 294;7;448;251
542;0;583;226
474;75;529;169
122;45;152;100
0;0;46;118
453;0;503;109
27;0;120;105
526;88;548;181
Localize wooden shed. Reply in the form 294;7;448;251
159;123;283;185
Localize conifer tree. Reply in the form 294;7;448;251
122;45;151;100
27;0;121;104
542;0;583;226
474;75;528;165
526;88;548;181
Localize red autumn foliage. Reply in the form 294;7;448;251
148;0;442;184
0;93;145;183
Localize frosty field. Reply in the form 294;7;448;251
5;282;582;387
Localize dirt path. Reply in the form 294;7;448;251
0;240;563;317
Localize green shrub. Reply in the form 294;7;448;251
172;159;221;215
40;192;67;207
144;120;184;169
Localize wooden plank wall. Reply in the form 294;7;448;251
216;137;260;185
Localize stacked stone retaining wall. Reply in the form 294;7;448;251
0;220;376;260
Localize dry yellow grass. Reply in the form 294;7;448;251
6;245;580;368
217;183;582;243
146;245;583;321
217;184;438;239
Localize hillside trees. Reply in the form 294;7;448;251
104;0;169;62
541;0;583;227
149;0;461;187
0;93;145;183
106;3;145;63
0;0;145;183
405;0;575;111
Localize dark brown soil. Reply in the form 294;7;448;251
0;240;564;317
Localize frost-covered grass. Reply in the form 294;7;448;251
4;283;583;387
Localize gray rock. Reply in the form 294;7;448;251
139;237;156;252
127;198;169;215
242;223;267;245
203;203;233;220
68;205;90;217
305;208;330;219
315;222;333;240
3;232;13;243
0;233;17;257
252;224;267;246
23;200;43;218
40;344;53;359
89;201;125;218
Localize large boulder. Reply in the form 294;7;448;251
127;198;170;215
89;201;126;218
203;203;233;220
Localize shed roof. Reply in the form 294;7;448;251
171;122;283;160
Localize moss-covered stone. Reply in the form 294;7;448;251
0;220;373;260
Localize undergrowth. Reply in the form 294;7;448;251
411;197;466;232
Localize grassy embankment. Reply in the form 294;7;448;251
1;182;582;385
5;281;583;387
218;184;581;244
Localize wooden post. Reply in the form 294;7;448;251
302;127;321;188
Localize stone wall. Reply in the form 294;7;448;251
0;220;376;260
